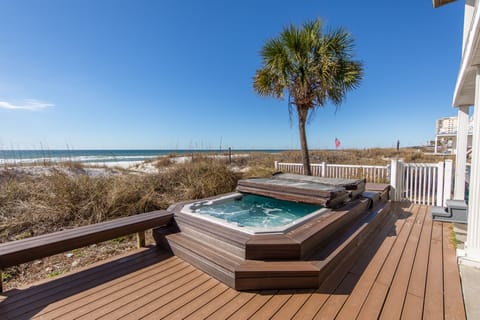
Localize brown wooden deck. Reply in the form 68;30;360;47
0;203;465;319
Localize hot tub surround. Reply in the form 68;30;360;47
154;175;391;290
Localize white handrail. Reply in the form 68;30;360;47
275;160;454;205
275;161;390;184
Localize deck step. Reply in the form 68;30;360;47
446;199;468;216
166;232;242;288
313;201;392;283
292;198;371;259
173;221;246;259
431;206;451;217
234;201;392;290
311;200;391;260
173;213;250;258
235;260;319;290
431;203;468;223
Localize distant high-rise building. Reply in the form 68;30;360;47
434;115;473;154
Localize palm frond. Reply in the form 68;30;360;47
253;18;363;115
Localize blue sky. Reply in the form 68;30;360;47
0;0;465;150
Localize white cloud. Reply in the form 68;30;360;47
0;99;54;111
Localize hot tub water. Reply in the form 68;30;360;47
190;194;323;229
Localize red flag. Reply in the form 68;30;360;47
335;137;341;149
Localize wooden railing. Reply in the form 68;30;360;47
0;210;173;292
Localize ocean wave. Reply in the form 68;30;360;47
0;154;162;165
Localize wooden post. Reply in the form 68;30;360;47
454;105;469;200
136;231;146;248
465;66;480;262
228;147;232;164
390;159;398;201
436;161;445;207
0;270;3;293
443;159;453;206
321;162;326;177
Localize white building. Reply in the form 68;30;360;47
434;0;480;265
434;115;473;154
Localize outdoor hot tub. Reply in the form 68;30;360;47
180;192;330;235
169;173;367;238
158;174;391;290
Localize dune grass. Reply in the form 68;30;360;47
0;158;239;243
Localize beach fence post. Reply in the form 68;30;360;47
321;162;326;177
0;270;3;293
274;161;279;171
228;147;232;164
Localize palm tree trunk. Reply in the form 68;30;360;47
298;109;311;176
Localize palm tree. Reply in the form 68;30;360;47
253;19;363;175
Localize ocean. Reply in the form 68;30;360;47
0;149;284;166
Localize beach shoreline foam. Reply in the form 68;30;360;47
0;153;252;177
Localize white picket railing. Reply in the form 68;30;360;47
324;164;389;183
403;162;450;206
274;161;389;183
274;159;454;206
275;162;305;175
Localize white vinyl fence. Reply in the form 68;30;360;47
275;159;454;206
275;161;389;184
391;160;453;206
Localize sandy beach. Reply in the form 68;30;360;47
0;153;253;178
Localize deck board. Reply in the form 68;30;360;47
423;221;444;320
112;274;214;319
313;272;359;319
442;223;466;320
183;288;240;320
70;263;195;319
90;268;203;320
406;203;433;298
158;283;228;320
204;290;258;319
402;293;424;320
139;279;221;319
401;203;433;318
380;205;427;319
356;204;421;319
0;203;466;320
3;248;166;313
336;204;411;320
34;255;184;319
270;289;314;319
248;290;294;320
228;290;278;320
